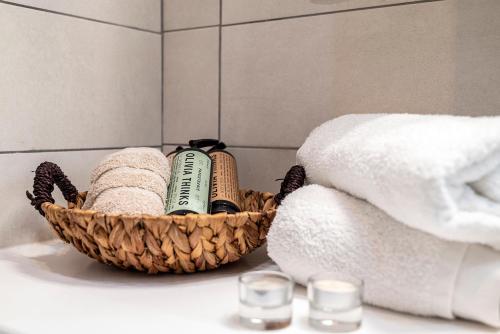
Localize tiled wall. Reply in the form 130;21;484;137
0;0;162;247
162;0;500;196
3;0;500;247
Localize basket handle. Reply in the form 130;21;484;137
274;165;306;205
26;161;79;216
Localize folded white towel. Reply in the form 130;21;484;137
297;114;500;248
453;245;500;327
268;185;468;319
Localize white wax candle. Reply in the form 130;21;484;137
248;277;288;291
313;280;357;293
240;272;293;307
309;278;361;310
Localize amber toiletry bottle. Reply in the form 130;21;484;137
189;139;241;214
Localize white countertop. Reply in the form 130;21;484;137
0;240;497;334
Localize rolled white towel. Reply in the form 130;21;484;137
82;167;167;210
297;113;500;248
89;187;165;216
90;147;170;184
83;147;170;215
268;185;499;326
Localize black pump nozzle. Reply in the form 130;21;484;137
189;138;226;152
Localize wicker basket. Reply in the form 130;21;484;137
25;162;305;274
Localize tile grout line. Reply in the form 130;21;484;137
0;145;163;155
164;24;220;33
218;0;223;140
224;0;445;28
227;145;299;150
0;0;440;157
0;0;162;34
161;1;444;32
160;0;165;147
162;143;299;150
0;0;443;35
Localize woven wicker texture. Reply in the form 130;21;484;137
27;162;307;274
40;190;275;273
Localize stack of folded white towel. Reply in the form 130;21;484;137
82;147;170;215
267;114;500;327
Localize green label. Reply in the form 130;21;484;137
165;150;212;214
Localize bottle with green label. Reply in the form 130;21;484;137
165;148;213;215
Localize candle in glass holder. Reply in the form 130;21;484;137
238;271;294;330
308;273;363;332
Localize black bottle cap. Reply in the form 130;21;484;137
211;200;240;214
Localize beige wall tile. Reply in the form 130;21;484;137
164;28;219;144
222;0;416;24
453;0;500;115
164;145;296;194
230;147;297;194
163;145;181;155
6;0;161;31
0;149;129;248
0;4;161;151
164;0;220;31
221;0;500;147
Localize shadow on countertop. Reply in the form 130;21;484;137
0;240;277;287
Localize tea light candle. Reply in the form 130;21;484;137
239;271;294;330
308;273;363;332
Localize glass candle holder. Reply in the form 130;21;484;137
308;273;363;332
238;271;294;330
